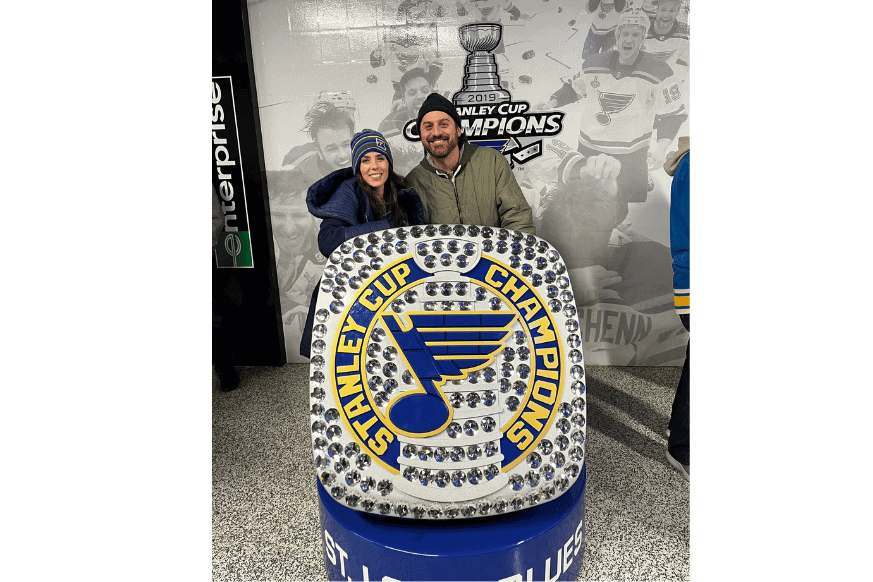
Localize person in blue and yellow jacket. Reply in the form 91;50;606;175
663;135;689;481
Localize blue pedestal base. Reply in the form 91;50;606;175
317;464;586;581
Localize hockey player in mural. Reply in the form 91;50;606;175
377;67;438;176
281;97;356;188
642;0;689;116
379;68;433;139
581;1;629;60
367;12;449;175
645;0;690;68
369;23;444;102
511;8;689;365
272;95;358;361
266;169;325;362
542;8;687;225
638;0;690;24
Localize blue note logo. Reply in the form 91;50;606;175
381;311;517;436
595;91;635;125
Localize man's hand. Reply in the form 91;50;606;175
568;265;623;306
579;153;621;183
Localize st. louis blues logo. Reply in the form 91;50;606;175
595;90;635;125
375;137;386;151
308;224;587;519
381;311;516;435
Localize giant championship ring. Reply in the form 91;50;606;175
307;224;586;520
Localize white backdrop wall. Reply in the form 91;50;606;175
246;0;690;364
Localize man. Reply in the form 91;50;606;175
369;23;444;103
267;170;326;363
663;135;689;481
643;0;690;118
644;0;690;74
379;67;433;140
640;0;690;24
547;8;687;225
281;100;354;189
581;0;629;60
378;68;438;176
404;93;535;234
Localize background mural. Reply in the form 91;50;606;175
245;0;690;364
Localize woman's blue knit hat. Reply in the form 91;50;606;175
351;129;393;174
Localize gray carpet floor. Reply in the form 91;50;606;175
213;364;689;581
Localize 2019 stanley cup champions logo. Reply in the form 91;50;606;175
212;76;254;268
308;225;587;519
402;23;564;165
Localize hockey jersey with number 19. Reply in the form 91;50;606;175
551;50;687;156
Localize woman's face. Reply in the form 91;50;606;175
359;151;390;194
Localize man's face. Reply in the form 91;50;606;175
314;126;352;171
419;111;462;159
655;1;680;27
616;25;645;62
402;76;431;116
271;197;315;250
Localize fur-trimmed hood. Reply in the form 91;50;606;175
664;136;690;177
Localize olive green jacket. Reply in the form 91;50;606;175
404;143;535;234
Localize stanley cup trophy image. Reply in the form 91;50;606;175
452;23;511;106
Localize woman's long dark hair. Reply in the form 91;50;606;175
356;168;410;227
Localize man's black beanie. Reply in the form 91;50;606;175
417;92;463;133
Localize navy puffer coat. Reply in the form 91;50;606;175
299;168;425;358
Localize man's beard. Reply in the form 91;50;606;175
425;132;459;159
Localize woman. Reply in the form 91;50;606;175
299;129;426;358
